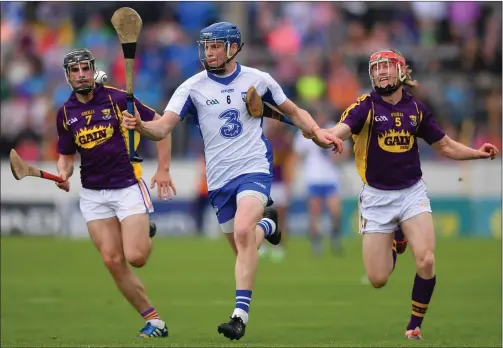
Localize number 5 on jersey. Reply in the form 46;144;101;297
219;108;243;139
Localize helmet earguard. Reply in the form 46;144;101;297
63;48;96;95
369;49;407;96
198;22;244;75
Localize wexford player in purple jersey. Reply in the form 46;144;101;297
55;48;176;338
327;49;498;340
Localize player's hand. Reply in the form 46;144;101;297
151;169;177;200
311;128;334;148
312;128;344;154
122;106;142;131
477;143;499;160
56;172;70;192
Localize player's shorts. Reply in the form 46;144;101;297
208;172;274;233
79;178;154;223
270;182;288;206
307;183;338;198
358;179;431;234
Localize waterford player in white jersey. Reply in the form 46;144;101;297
292;110;347;256
122;22;343;340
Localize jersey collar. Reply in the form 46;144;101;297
206;63;241;86
370;89;412;105
69;83;103;104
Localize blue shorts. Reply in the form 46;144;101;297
208;173;274;232
308;184;338;198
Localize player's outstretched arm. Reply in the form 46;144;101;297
122;108;181;141
432;135;499;160
327;123;353;141
277;99;344;153
151;114;177;200
55;154;75;191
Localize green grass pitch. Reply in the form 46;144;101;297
1;236;501;347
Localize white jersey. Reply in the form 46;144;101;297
165;63;287;191
293;124;340;186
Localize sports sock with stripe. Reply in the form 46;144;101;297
407;274;436;330
232;289;252;324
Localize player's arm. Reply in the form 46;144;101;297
327;123;353;141
416;103;499;160
327;96;369;142
432;135;498;160
151;113;177;199
56;154;75;179
55;107;77;190
153;113;173;172
276;99;320;136
260;73;342;150
132;97;178;198
122;106;181;141
133;99;176;168
123;83;192;141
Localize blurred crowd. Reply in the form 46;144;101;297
1;1;501;162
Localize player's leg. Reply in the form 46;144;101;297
213;178;280;258
113;180;167;337
362;232;395;287
217;195;263;340
217;174;278;340
325;184;343;255
399;181;436;339
224;220;278;257
394;225;408;254
359;186;401;287
116;179;155;267
307;185;324;256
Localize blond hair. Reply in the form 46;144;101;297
403;65;419;87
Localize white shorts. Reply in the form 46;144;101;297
358;180;431;234
79;179;154;223
270;182;288;206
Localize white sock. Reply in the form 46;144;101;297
232;308;249;324
147;319;165;328
258;218;276;237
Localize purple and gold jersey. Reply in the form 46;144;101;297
340;91;445;190
56;84;156;190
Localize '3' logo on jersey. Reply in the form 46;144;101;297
219;108;243;139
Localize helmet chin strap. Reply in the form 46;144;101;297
74;84;95;95
374;81;402;96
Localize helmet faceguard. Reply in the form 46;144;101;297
368;49;407;96
198;22;244;75
63;48;96;95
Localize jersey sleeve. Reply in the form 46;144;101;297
134;96;156;122
56;107;77;155
416;102;446;145
260;73;288;107
338;96;369;135
164;82;195;120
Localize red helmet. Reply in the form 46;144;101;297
368;49;407;96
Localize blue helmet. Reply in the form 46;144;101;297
198;22;244;74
